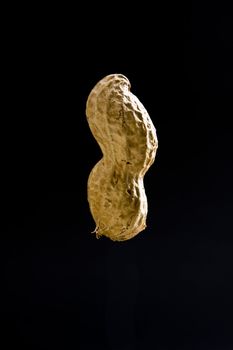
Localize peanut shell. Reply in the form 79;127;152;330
86;74;158;241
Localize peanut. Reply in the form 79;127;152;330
86;74;158;241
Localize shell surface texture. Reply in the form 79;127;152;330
86;74;158;241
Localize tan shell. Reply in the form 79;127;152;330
86;74;158;241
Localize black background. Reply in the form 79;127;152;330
1;2;233;349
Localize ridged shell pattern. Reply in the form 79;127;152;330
86;74;158;241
